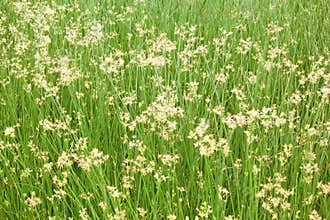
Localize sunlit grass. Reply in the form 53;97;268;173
0;0;329;219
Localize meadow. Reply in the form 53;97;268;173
0;0;329;219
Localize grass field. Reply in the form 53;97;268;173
0;0;329;219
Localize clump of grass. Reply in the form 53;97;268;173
0;0;329;219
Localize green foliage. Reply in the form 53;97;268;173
0;0;329;219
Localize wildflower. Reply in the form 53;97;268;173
289;91;303;105
196;202;212;218
57;152;73;168
168;214;177;220
79;208;89;220
309;210;323;220
108;208;126;220
25;192;42;208
137;207;147;217
218;185;229;201
317;181;330;195
188;119;229;157
4;127;15;137
215;73;228;83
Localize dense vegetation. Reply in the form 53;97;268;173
0;0;329;219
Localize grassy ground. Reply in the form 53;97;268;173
0;0;329;219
